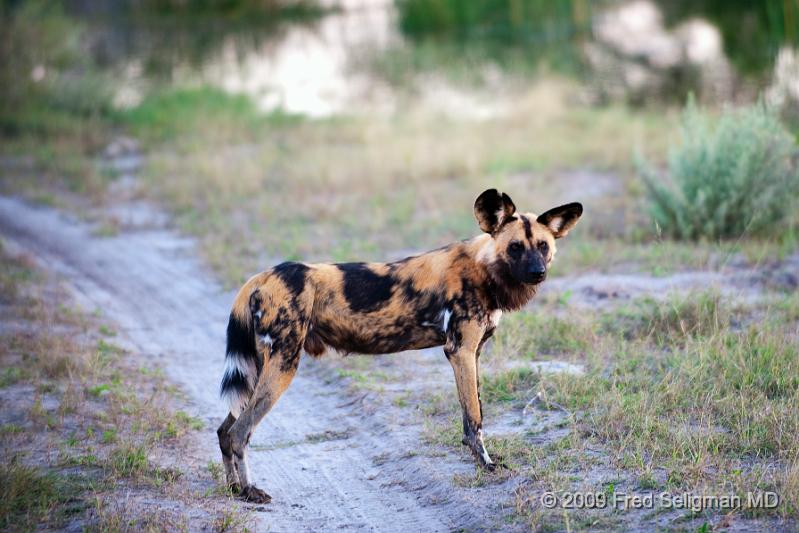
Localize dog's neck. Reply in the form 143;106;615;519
486;264;538;311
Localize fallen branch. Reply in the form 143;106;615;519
336;392;368;408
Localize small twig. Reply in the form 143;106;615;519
546;399;572;417
523;390;572;417
336;392;368;408
522;391;544;415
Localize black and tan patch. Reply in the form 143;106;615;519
338;262;395;313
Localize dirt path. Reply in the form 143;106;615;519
0;196;506;532
542;257;798;309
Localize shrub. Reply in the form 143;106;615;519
639;100;799;240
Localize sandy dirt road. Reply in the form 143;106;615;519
0;195;510;532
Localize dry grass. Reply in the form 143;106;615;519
212;508;256;533
129;79;675;285
89;496;194;533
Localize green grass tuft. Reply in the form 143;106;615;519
108;444;150;478
0;460;79;530
493;312;594;360
603;290;729;346
482;368;540;403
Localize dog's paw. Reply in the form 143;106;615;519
241;485;272;504
479;458;510;472
489;453;510;470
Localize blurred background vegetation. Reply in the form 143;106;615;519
398;0;799;77
1;0;798;277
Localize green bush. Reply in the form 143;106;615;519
639;100;799;240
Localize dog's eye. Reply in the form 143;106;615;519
508;242;524;254
538;242;549;255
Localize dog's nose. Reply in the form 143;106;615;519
526;266;546;282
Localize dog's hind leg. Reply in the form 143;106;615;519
227;331;303;503
217;412;239;489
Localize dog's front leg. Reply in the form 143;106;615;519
445;319;496;470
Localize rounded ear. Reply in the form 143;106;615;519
536;202;583;238
474;189;517;234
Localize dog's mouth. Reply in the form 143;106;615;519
521;272;546;284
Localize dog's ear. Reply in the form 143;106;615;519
474;189;517;234
537;203;583;238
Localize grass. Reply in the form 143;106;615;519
601;290;730;346
493;312;594;359
481;367;541;403
544;233;799;279
0;460;87;530
108;444;150;478
90;497;193;533
0;2;114;201
589;329;797;464
136;0;325;18
106;80;796;292
394;0;592;81
13;0;789;289
213;508;254;533
2;0;795;281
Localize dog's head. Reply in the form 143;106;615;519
474;189;582;286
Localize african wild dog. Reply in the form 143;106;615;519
218;189;582;503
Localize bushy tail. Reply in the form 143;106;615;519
220;291;259;417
